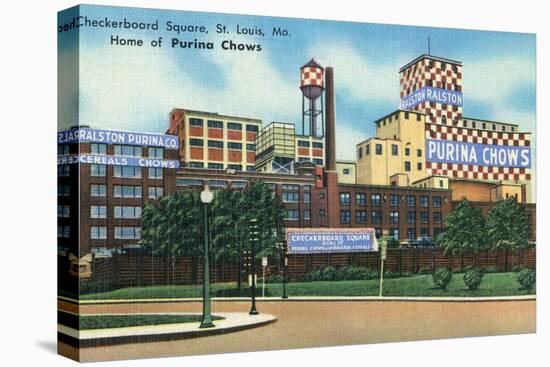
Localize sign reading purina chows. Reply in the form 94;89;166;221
286;228;378;254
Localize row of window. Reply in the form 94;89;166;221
89;205;143;219
189;118;259;132
89;144;164;158
297;141;324;148
284;209;311;221
187;162;256;171
189;139;254;151
281;191;311;203
358;144;423;158
89;226;141;240
297;157;324;165
339;193;442;207
88;165;163;179
339;210;442;225
462;120;516;132
90;184;163;199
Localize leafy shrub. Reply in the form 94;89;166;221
482;267;498;274
383;271;402;279
265;274;284;283
300;266;380;282
463;268;484;290
517;268;536;290
512;265;525;273
432;268;453;290
320;266;338;281
417;267;433;275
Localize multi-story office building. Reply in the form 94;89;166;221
167;108;261;172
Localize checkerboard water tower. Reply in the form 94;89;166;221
300;59;325;137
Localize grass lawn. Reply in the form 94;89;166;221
79;272;535;300
59;311;224;330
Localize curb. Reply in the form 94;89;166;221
59;295;536;305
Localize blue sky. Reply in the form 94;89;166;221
58;4;536;166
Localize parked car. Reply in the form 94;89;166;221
409;236;439;248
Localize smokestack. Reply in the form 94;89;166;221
325;67;336;171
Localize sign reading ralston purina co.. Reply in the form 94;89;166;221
57;3;536;362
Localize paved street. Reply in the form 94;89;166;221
59;299;535;362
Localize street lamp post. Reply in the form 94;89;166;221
200;185;215;328
249;218;259;315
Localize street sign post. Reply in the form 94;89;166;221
261;257;268;297
379;230;389;297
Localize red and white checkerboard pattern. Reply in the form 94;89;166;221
425;123;532;181
300;66;324;87
400;57;463;125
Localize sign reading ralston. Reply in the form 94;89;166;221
286;228;378;254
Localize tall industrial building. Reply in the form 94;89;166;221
357;54;533;203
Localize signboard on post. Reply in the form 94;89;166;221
286;228;378;254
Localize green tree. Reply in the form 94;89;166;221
486;197;530;271
437;199;487;256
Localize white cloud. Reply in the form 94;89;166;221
76;44;302;133
308;40;398;106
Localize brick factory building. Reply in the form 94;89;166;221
57;56;536;274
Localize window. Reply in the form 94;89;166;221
228;142;242;150
58;184;70;196
420;195;429;207
90;226;107;240
420;211;429;224
441;116;447;125
407;228;416;240
391;144;398;156
189;162;204;168
389;194;400;207
420;227;429;237
404;161;411;172
208;140;224;148
304;210;311;221
190;138;204;147
371;194;381;205
390;228;399;240
90;164;106;177
390;211;399;224
283;184;299;191
114;206;142;219
57;205;70;218
433;212;442;224
340;210;351;224
114;145;142;157
371;211;381;224
343;168;350;175
407;211;416;224
358;147;363;159
57;165;70;177
282;192;299;203
433;196;442;208
90;143;107;155
356;210;367;224
313;158;323;165
176;178;203;187
246;144;256;151
148;167;163;179
148;147;164;158
303;185;311;191
319;192;325;200
298;157;310;163
189;118;203;127
312;142;323;149
375;144;382;155
303;192;311;203
246;166;255;172
58;144;70;155
114;166;141;178
227;164;242;171
58;226;70;238
297;140;310;147
439;180;444;188
492;124;496;130
356;193;367;205
406;195;416;207
113;185;142;198
340;192;351;205
319;209;326;217
90;184;106;197
404;111;409;119
285;209;299;221
417;149;422;157
90;205;107;219
366;144;370;155
405;147;410;156
417;162;422;170
227;122;242;130
246;124;259;133
208;163;224;169
375;228;382;239
208;120;223;128
114;227;141;240
208;180;227;189
148;186;164;199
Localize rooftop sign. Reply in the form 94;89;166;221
286;228;378;254
400;86;463;110
57;128;179;149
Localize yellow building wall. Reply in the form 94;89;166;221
336;161;356;184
